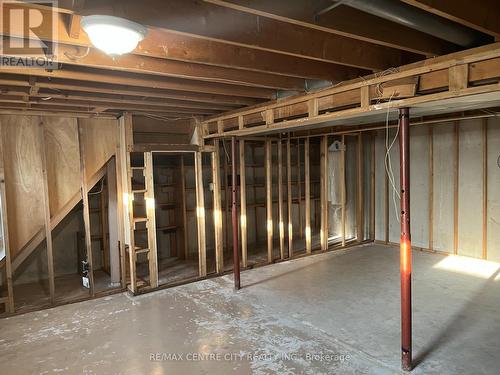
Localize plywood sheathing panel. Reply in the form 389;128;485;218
78;118;119;181
0;115;45;259
43;117;80;217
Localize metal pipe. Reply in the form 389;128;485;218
342;0;486;47
399;107;412;371
231;136;241;290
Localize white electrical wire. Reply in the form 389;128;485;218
384;91;401;223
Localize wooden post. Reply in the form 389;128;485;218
320;135;329;250
429;126;434;251
231;137;241;289
482;119;488;259
305;137;311;253
107;158;121;286
287;137;293;258
180;155;188;260
341;135;346;247
453;122;459;255
38;121;55;304
239;140;248;268
99;175;109;273
297;140;303;239
357;133;364;242
0;123;14;313
120;114;136;292
195;151;207;277
265;139;273;263
370;134;376;240
77;122;95;297
212;140;224;273
144;152;158;288
278;139;285;259
223;143;230;255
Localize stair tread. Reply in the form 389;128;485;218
133;217;148;223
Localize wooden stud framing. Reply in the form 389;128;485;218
0;123;14;313
341;135;347;247
77;122;95;297
99;176;109;272
320;135;329;250
120;114;137;293
239;140;248;268
449;64;469;92
482;119;488;260
297;140;302;239
180;155;189;260
357;133;364;242
278;139;285;259
428;126;434;251
453;122;459;255
144;152;158;288
212;140;224;273
385;155;390;244
370;134;376;240
118;115;131;289
305;137;311;253
265;139;273;263
38;121;55;303
195;151;207;277
287;137;293;258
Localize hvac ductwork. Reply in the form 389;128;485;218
340;0;487;47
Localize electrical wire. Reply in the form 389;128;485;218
88;177;105;195
383;91;401;223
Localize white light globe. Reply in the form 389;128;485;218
81;15;147;55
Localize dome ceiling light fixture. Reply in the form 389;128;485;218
81;15;147;56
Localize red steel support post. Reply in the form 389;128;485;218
399;107;412;371
231;137;241;290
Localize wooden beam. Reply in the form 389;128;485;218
286;137;293;258
81;0;408;71
265;139;273;263
210;0;454;56
4;65;276;100
0;123;14;313
194;151;207;277
305;137;311;253
239;140;247;268
77;121;95;296
2;2;366;81
401;0;500;38
212;140;224;273
180;155;189;260
203;44;500;137
7;77;261;107
144;152;158;288
38;121;55;304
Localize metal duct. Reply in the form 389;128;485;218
342;0;487;47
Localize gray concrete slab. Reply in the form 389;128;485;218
1;244;499;374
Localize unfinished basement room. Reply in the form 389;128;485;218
1;1;500;374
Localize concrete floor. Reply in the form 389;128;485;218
1;244;499;374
